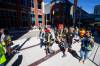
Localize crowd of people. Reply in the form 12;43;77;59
0;26;95;66
39;27;94;64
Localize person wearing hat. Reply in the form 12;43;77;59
39;28;45;48
44;28;53;56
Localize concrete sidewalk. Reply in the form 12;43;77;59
6;36;96;66
38;42;96;66
6;29;97;66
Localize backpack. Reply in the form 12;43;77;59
81;36;94;51
87;36;94;51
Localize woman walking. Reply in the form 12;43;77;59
80;31;94;63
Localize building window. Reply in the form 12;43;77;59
38;2;41;9
38;15;42;23
31;0;34;7
38;15;42;18
32;2;34;7
38;4;41;9
31;14;34;17
31;12;34;17
39;21;42;23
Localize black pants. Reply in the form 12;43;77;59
59;43;65;55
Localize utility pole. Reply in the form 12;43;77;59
73;11;75;27
79;7;82;28
73;0;78;27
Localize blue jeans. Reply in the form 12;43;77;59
80;49;89;61
40;39;44;48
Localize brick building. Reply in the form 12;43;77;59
31;0;45;27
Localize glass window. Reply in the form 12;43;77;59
31;0;34;7
38;4;41;9
38;15;42;18
39;21;42;23
32;2;34;7
38;2;41;9
31;14;34;17
31;12;34;17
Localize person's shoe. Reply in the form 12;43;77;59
62;54;66;57
83;60;85;64
79;60;82;63
79;58;81;62
79;60;84;64
44;48;46;50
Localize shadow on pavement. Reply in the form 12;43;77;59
10;29;29;41
29;50;60;66
20;44;40;51
12;55;23;66
94;34;100;44
5;38;30;65
68;48;81;61
17;38;30;51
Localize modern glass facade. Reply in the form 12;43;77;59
51;0;72;27
0;0;31;29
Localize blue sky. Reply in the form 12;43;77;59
44;0;100;14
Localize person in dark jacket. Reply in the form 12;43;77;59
80;31;94;63
66;28;74;49
39;28;45;48
55;30;66;57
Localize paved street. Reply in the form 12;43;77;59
10;29;40;40
18;29;40;39
6;29;98;66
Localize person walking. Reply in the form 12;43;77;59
73;27;80;44
80;31;94;63
44;28;53;56
66;27;74;49
55;30;66;57
39;28;45;48
3;29;13;56
62;28;69;51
